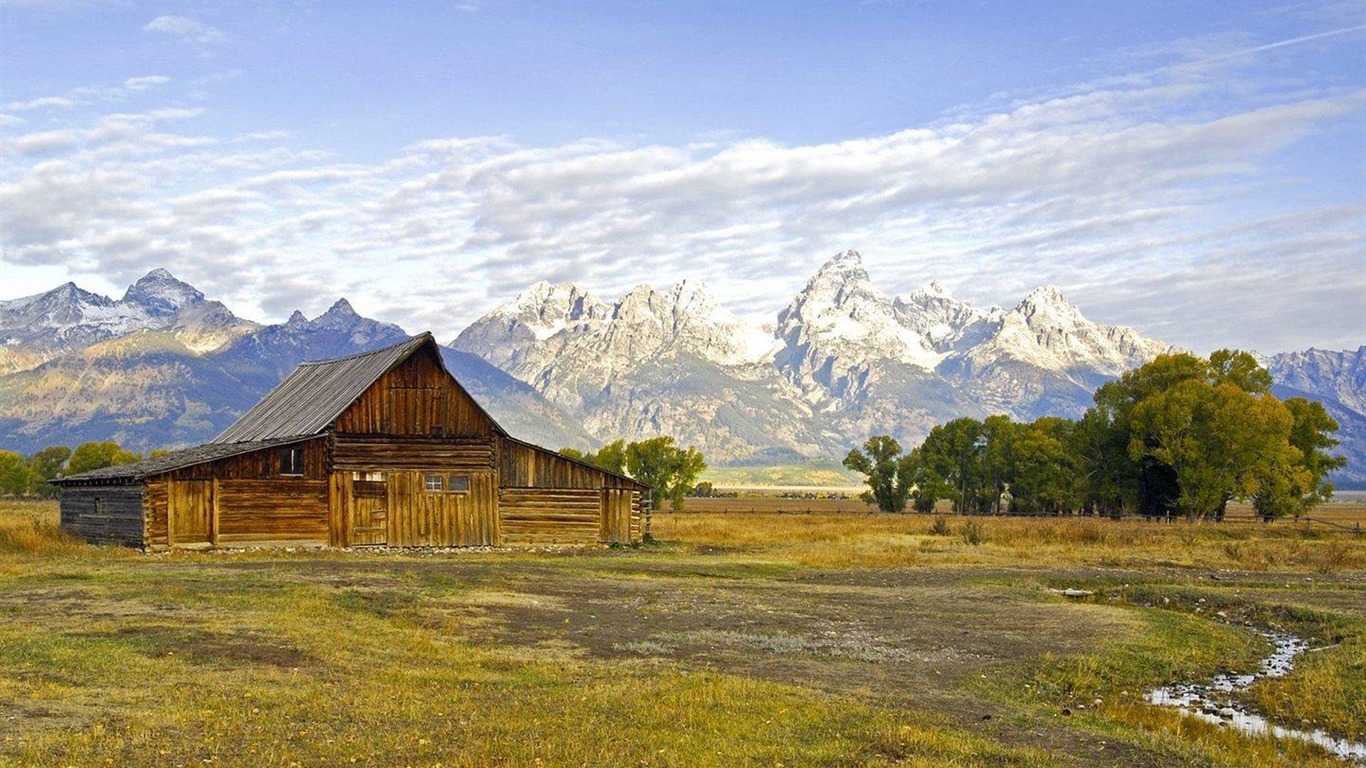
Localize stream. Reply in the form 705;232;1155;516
1146;628;1366;762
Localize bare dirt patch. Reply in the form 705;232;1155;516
72;625;316;668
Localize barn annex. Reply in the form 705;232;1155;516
54;333;650;550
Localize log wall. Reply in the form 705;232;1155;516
332;435;495;472
143;437;330;550
59;486;145;548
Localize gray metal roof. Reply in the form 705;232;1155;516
53;436;314;484
213;333;436;444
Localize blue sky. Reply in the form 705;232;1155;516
1;1;1363;354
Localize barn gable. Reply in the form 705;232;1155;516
55;333;649;550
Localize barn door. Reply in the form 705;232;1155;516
600;488;632;544
169;479;214;547
350;473;388;546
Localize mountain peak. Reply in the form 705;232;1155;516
122;268;204;318
324;298;357;317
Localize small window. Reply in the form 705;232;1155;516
280;447;303;476
423;474;443;492
447;475;469;493
93;497;103;516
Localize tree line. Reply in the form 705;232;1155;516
844;350;1346;521
0;441;144;498
560;436;706;512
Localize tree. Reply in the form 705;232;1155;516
0;451;32;497
1252;397;1346;519
67;441;141;475
625;437;707;512
26;446;71;498
979;415;1020;515
919;418;986;513
560;439;628;475
1009;417;1077;515
843;435;916;513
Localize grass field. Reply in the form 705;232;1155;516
1;499;1363;767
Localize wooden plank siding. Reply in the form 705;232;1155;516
498;439;643;490
499;488;603;544
334;345;496;438
60;486;145;547
381;471;498;547
217;479;328;545
331;435;496;472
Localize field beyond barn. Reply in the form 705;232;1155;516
1;499;1363;767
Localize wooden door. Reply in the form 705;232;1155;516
169;479;214;547
600;488;632;544
350;474;388;546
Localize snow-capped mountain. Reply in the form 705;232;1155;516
0;268;257;373
452;250;1181;462
0;276;590;455
1266;346;1366;484
1;257;1359;479
455;279;818;461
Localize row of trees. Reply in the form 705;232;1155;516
844;350;1346;521
0;441;143;498
561;436;706;512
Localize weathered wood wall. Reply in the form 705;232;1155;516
59;486;145;547
498;439;646;543
334;345;496;438
332;435;496;472
143;437;330;550
498;439;643;490
386;470;497;547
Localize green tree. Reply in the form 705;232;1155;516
1009;417;1077;515
0;451;32;496
843;435;916;513
624;437;707;512
919;418;986;513
67;441;141;475
559;439;628;475
979;415;1020;515
1072;386;1141;515
1251;397;1346;519
26;445;71;497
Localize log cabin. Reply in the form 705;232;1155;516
54;333;649;550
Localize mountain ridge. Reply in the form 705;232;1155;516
0;258;1361;481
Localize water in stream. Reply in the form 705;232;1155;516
1146;628;1366;762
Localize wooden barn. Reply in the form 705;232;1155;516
54;333;650;550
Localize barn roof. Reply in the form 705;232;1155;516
213;332;470;443
53;435;315;484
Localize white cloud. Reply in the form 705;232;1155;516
123;75;171;92
143;15;225;45
0;35;1361;355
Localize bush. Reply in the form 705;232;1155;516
960;520;984;546
928;516;952;536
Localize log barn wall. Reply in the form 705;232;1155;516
59;486;144;547
498;439;645;543
141;437;329;551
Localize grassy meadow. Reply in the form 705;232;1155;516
0;499;1363;767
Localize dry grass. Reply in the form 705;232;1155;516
0;499;1362;767
656;506;1366;571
